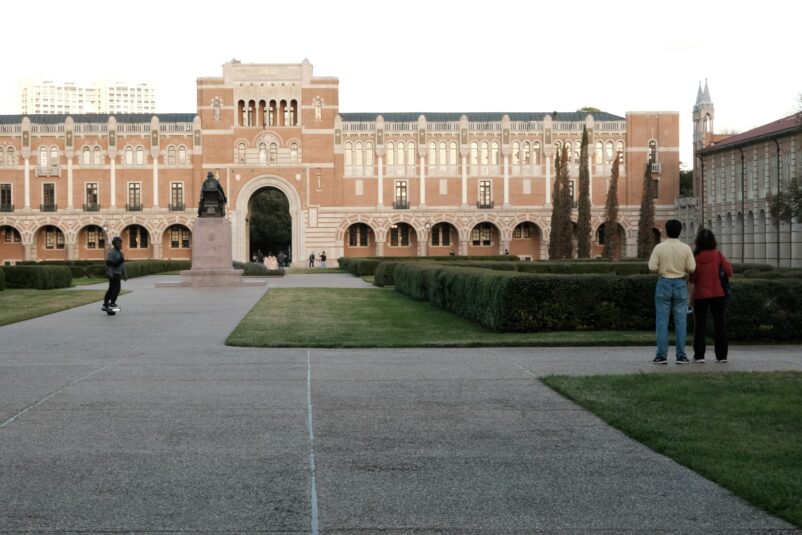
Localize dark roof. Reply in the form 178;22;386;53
699;113;802;155
340;111;625;122
0;113;196;124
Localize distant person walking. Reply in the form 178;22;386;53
308;252;315;268
103;236;126;312
690;228;733;363
648;219;696;364
320;251;327;269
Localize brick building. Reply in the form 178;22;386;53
676;82;802;267
1;59;680;266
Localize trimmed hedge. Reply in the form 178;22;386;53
391;262;802;341
124;260;191;278
339;255;520;277
233;261;285;277
0;267;5;291
373;261;403;287
2;265;73;289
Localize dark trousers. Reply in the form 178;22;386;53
693;297;728;360
104;275;121;305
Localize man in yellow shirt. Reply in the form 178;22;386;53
648;219;696;364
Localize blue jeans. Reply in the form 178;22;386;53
655;277;688;359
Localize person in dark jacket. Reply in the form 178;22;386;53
690;228;733;363
103;236;126;312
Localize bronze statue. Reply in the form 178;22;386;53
198;172;227;217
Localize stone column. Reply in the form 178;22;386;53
419;156;426;207
110;159;117;208
66;156;74;209
461;155;468;208
377;155;384;208
375;242;385;257
458;238;468;256
545;157;551;206
66;242;78;260
503;154;510;208
152;159;159;209
24;158;31;209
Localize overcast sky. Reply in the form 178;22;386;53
3;0;800;167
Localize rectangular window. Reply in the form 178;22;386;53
0;184;10;208
523;178;531;195
349;225;369;247
479;180;492;207
87;227;99;248
5;226;21;242
389;225;409;247
85;183;98;205
171;183;184;209
652;179;659;199
42;183;55;211
128;183;141;209
395;181;408;208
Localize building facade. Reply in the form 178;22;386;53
19;79;156;115
677;82;802;267
1;60;679;266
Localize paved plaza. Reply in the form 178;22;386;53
1;274;800;534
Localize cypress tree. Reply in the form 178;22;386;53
637;162;656;258
576;126;592;258
557;144;574;259
602;155;620;259
548;150;563;259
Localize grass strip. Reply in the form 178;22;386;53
0;289;106;326
226;287;658;347
541;372;802;528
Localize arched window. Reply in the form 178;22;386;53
595;141;603;164
50;147;58;166
178;146;186;165
314;97;322;120
290;142;298;165
125;147;134;165
449;142;458;166
269;143;277;164
605;141;614;163
617;141;625;164
6;148;14;165
532;142;540;165
93;146;102;165
490;141;499;166
470;142;478;166
167;146;176;165
428;142;437;168
365;142;374;167
259;143;267;164
82;147;91;165
290;99;298;126
0;148;4;167
169;224;191;248
238;143;246;164
407;143;415;168
386;142;395;166
704;114;711;133
648;140;657;163
565;142;572;163
248;100;256;126
238;100;245;125
439;142;447;167
135;147;144;165
480;142;489;165
128;224;149;249
280;100;288;126
344;142;353;167
512;141;520;165
44;225;65;249
39;146;48;167
354;142;363;168
397;142;405;166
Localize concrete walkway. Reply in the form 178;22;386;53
0;273;800;533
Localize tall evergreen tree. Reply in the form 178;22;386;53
602;154;620;259
636;163;656;258
557;144;574;259
548;150;563;259
576;126;592;258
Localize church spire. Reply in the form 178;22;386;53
695;81;704;106
702;79;712;104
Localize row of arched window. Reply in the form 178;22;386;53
0;146;16;166
238;99;298;127
236;142;300;165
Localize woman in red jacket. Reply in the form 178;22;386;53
690;228;734;363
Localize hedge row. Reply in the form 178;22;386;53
233;261;285;277
124;260;192;278
1;265;73;289
0;267;5;291
391;262;802;341
338;255;519;277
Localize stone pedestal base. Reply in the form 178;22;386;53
156;217;265;288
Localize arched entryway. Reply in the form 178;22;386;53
428;222;457;256
595;222;627;259
232;176;302;265
510;222;542;260
35;225;68;261
343;223;377;257
248;187;291;262
0;225;24;264
468;222;500;256
78;224;107;261
162;224;192;260
384;222;417;257
122;224;151;260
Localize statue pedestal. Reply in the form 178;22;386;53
157;218;264;287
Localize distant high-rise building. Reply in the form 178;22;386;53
18;79;156;114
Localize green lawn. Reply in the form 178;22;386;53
226;287;658;347
0;288;106;326
542;372;802;528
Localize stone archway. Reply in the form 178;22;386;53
231;176;303;264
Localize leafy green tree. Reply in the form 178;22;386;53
249;188;291;259
679;167;694;197
576;107;601;113
770;179;802;223
576;126;592;258
602;155;620;259
636;163;656;258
